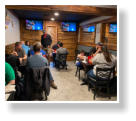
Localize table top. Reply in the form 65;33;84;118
5;85;15;101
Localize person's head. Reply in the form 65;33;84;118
43;30;46;34
101;45;112;63
59;42;63;47
80;50;85;56
25;41;30;46
20;41;25;45
96;42;103;51
33;42;41;54
89;47;96;56
15;42;22;50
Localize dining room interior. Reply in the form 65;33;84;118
5;5;117;101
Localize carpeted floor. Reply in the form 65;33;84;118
48;61;117;101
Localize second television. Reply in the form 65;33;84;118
61;22;76;32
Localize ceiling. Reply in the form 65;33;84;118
11;9;98;22
6;5;117;23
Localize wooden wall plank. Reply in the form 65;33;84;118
20;20;77;61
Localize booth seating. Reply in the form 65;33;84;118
87;67;115;100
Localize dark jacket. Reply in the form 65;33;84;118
41;34;52;48
24;66;51;100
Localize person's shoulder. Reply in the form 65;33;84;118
5;62;9;67
21;48;25;52
111;54;116;60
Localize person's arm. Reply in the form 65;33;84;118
22;49;27;60
93;47;101;56
90;54;99;65
12;51;18;56
5;63;15;85
6;80;15;86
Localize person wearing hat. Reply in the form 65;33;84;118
41;30;52;49
93;42;103;57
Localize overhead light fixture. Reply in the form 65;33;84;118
54;12;59;16
51;18;55;21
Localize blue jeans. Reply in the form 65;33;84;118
49;71;54;81
76;62;83;68
87;69;96;79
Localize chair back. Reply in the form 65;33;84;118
59;54;67;61
96;67;115;83
24;66;50;100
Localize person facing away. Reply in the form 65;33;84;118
87;45;117;80
56;42;68;61
52;41;61;52
51;41;61;67
12;42;27;66
26;42;57;89
41;30;52;48
29;45;47;58
21;41;30;55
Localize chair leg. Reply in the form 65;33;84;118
75;67;78;76
88;84;91;91
78;69;80;80
107;86;111;99
93;87;97;100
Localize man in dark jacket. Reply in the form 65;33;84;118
27;42;57;89
41;30;52;48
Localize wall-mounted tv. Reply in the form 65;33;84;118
26;20;43;30
109;24;117;33
83;26;95;32
61;22;76;32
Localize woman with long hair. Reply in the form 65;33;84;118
87;45;116;79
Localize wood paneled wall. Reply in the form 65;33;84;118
5;43;15;55
105;24;117;50
78;26;96;47
20;20;43;45
78;23;117;51
20;20;77;61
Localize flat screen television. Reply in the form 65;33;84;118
61;22;76;32
109;24;117;33
26;20;43;30
83;26;95;32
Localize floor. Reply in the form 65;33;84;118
48;61;117;101
5;61;117;101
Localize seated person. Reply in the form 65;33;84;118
87;45;117;80
93;42;103;56
56;42;68;67
52;41;61;52
51;41;61;66
27;42;57;89
76;50;86;68
87;42;103;65
29;46;47;58
5;62;15;86
12;42;27;66
25;40;30;47
88;47;97;64
21;41;30;55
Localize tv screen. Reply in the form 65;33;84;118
61;22;76;32
83;26;95;32
109;24;117;33
26;20;43;30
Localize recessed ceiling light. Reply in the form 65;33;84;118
51;18;55;21
54;12;59;16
